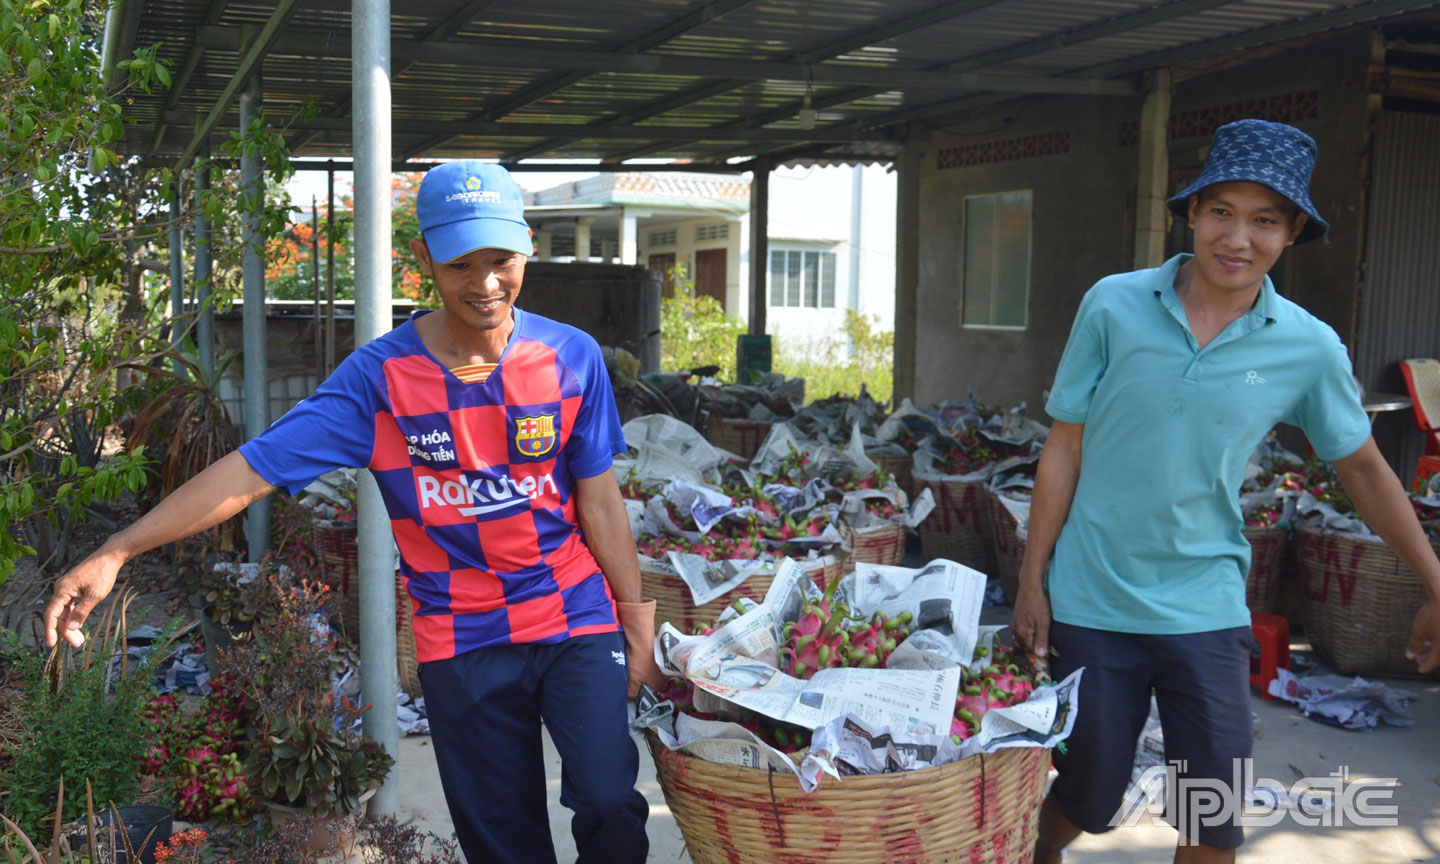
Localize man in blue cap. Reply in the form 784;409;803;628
45;161;664;864
1011;119;1440;862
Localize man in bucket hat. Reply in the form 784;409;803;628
1012;119;1440;862
45;160;664;864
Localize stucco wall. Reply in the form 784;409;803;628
908;28;1373;414
912;94;1142;410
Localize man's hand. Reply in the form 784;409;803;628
44;543;126;648
616;598;665;699
1010;581;1052;659
1409;598;1440;674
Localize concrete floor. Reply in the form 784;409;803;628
385;669;1440;864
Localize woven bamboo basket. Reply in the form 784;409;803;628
395;572;422;698
705;415;774;461
985;491;1026;605
643;556;835;633
645;731;1049;864
869;450;916;499
1241;524;1288;615
841;522;907;568
312;521;361;637
915;477;995;575
1294;522;1440;677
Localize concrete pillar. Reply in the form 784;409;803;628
849;164;863;311
574;220;592;262
747;158;770;336
238;24;270;560
1134;68;1172;271
619;209;638;265
536;229;553;261
893;129;922;404
353;0;399;817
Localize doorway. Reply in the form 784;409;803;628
694;248;727;306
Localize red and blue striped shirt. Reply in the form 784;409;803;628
239;308;627;661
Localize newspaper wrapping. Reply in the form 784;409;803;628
643;558;1083;790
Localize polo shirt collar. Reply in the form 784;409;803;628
1153;253;1277;330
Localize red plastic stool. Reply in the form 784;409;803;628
1415;454;1440;492
1249;613;1290;700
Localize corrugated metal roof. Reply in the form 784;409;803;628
117;0;1440;168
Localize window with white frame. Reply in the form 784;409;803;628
696;223;730;242
769;249;837;308
961;190;1031;329
648;229;677;246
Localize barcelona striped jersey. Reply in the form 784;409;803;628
239;308;627;662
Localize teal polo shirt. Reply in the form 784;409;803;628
1045;254;1371;634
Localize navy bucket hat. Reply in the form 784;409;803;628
416;161;532;263
1167;118;1329;245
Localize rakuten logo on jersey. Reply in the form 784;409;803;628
417;472;557;517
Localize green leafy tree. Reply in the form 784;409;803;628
659;265;746;380
0;0;299;581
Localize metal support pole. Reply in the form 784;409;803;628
353;0;398;817
312;195;322;379
194;121;215;384
747;157;770;336
893;129;922;404
239;23;270;560
326;163;336;377
169;186;185;375
1134;68;1173;270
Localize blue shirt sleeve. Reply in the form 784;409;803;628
1045;284;1109;425
238;350;379;496
1285;333;1372;461
564;337;628;480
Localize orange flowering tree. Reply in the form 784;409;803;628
264;204;354;301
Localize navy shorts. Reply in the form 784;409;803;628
1048;620;1256;850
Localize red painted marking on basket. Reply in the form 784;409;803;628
863;794;933;862
706;795;843;861
932;482;985;533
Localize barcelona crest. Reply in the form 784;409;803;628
514;414;558;458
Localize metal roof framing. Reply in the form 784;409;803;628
172;0;302;169
111;0;1440;169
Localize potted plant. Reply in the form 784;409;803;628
194;556;292;676
215;575;393;853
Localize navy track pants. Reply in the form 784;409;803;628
419;631;648;864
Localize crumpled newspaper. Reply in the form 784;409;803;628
1267;668;1414;730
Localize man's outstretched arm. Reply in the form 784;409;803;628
44;449;275;648
1332;438;1440;673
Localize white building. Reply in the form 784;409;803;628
522;164;896;356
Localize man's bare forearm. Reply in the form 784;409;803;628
575;469;643;604
101;450;275;564
1019;421;1084;590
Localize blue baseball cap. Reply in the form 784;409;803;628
416;161;532;262
1167;119;1328;245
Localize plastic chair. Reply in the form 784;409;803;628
1398;358;1440;489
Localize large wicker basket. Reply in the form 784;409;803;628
985;490;1027;605
1241;524;1288;615
841;522;907;568
869;450;916;499
643;556;837;633
645;731;1048;864
915;477;995;575
395;573;422;698
705;415;774;461
312;520;361;637
1294;522;1439;677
